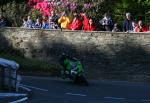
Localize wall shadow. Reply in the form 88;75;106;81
0;32;24;57
1;28;150;82
24;32;150;82
106;39;150;81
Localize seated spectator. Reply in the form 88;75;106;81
112;23;120;32
135;20;149;32
69;12;83;30
100;13;113;31
86;18;97;31
0;15;6;27
42;19;49;29
34;18;42;28
58;11;71;29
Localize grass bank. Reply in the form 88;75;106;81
0;53;60;77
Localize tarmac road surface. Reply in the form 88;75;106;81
17;76;150;103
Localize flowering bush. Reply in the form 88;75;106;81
28;0;103;18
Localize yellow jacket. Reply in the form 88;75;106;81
58;16;71;29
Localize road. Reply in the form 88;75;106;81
20;76;150;103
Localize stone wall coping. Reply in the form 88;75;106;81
1;27;150;35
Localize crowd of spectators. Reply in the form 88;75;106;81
20;11;150;32
1;11;150;33
21;10;98;31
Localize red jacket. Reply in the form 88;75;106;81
87;25;97;31
69;18;82;30
80;13;90;31
135;25;149;32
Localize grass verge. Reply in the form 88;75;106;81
0;53;60;77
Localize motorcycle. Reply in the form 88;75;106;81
60;53;88;86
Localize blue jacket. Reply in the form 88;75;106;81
123;19;133;32
42;23;49;29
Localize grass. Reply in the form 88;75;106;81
0;53;60;76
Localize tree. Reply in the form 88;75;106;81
0;0;26;15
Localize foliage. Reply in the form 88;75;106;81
28;0;104;20
1;0;150;27
0;0;26;4
0;0;28;26
110;0;150;25
28;9;42;21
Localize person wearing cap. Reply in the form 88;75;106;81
123;13;133;32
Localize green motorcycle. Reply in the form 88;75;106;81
60;53;88;86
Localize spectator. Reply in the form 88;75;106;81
48;16;60;29
112;23;120;32
135;20;149;32
27;15;33;28
123;13;133;32
132;21;137;32
48;17;56;29
0;15;6;27
22;17;28;28
100;13;113;31
50;11;60;27
80;12;90;31
86;18;97;31
34;18;42;28
42;19;49;29
58;11;71;29
69;12;83;30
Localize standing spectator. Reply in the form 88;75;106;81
123;13;133;32
69;11;83;30
100;13;113;31
50;11;60;27
80;12;90;31
48;16;60;29
86;18;97;31
135;20;148;32
58;11;71;29
0;15;6;27
27;15;33;28
22;17;28;28
48;16;57;29
132;21;137;32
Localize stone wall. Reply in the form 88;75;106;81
0;27;150;81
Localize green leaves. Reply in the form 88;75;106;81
0;0;25;6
